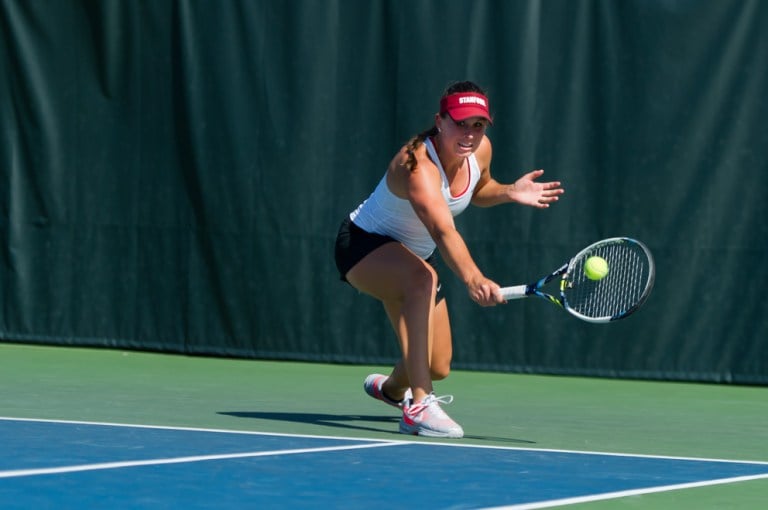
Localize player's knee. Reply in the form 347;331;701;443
406;264;439;300
430;361;451;380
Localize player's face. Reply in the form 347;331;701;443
440;116;488;156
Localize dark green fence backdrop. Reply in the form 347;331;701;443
1;1;766;383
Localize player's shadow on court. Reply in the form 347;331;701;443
219;411;398;435
218;411;535;444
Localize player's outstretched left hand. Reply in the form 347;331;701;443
511;169;564;208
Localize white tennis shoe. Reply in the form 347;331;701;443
399;393;464;438
363;374;412;409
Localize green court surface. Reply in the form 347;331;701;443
1;343;766;509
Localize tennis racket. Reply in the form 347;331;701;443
499;237;655;323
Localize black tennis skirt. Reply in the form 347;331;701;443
334;217;444;300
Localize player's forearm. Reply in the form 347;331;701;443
471;180;514;207
433;230;485;286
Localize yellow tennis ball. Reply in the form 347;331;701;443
584;256;609;280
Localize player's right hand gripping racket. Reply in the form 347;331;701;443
499;237;655;323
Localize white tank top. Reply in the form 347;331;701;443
350;137;482;258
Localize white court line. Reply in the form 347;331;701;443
0;415;399;443
479;472;768;510
2;416;768;466
0;441;402;479
420;440;768;466
0;415;409;480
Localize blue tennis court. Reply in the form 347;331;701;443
2;417;767;509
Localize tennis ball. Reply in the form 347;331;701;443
584;256;609;281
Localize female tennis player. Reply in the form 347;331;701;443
334;81;564;438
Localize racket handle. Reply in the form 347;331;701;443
499;285;528;300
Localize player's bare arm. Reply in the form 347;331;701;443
471;139;564;208
392;149;501;306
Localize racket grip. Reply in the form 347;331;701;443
499;285;528;300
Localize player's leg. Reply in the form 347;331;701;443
381;292;462;438
383;295;452;384
398;295;462;438
429;296;452;381
345;240;463;437
346;242;438;403
379;357;409;402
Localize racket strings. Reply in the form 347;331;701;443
565;242;652;320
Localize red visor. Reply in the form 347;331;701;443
439;92;492;124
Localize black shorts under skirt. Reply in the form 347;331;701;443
334;217;444;301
